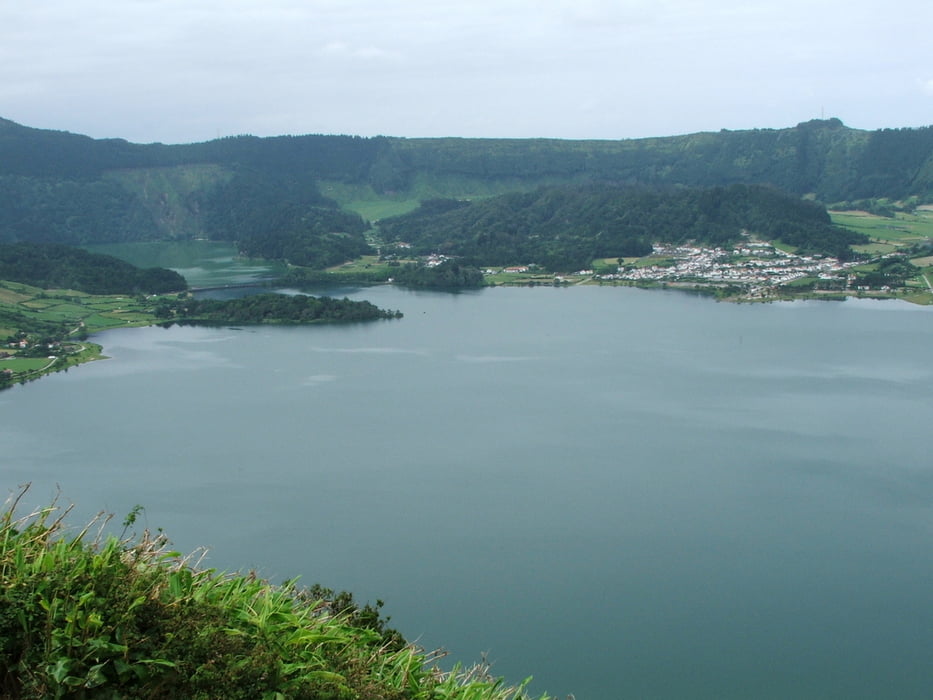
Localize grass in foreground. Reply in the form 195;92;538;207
0;489;548;700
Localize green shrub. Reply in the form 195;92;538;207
0;488;549;700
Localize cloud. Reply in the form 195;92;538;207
2;0;932;142
318;41;398;61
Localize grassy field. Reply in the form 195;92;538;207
319;181;422;221
485;271;563;286
830;209;933;304
321;177;515;223
0;281;167;387
831;208;933;251
2;284;161;334
771;240;799;254
2;356;53;372
325;254;403;276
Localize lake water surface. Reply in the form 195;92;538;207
2;282;932;699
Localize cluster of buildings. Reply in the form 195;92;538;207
601;241;859;291
424;254;451;267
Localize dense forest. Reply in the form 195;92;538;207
5;116;933;206
0;242;186;294
391;260;486;289
157;293;401;325
0;116;930;272
200;168;373;267
378;184;867;270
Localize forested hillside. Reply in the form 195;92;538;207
378;184;867;270
0;242;186;294
0;116;930;268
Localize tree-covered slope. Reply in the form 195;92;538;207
1;116;931;257
0;242;186;294
0;119;378;265
201;168;373;267
378;184;867;271
375;120;933;203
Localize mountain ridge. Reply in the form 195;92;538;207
1;116;931;262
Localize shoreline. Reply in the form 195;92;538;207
3;278;928;392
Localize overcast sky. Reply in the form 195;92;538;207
1;0;931;144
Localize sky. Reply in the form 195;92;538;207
1;0;931;145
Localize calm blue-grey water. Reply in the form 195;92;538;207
2;284;932;700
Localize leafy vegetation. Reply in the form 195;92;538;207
158;293;402;324
3;116;933;255
830;205;933;249
0;488;546;699
0;270;402;392
391;261;486;290
201;169;373;268
851;256;920;288
279;267;394;288
0;243;186;295
2;116;931;301
377;184;867;271
0;176;161;246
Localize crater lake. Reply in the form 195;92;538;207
3;282;932;700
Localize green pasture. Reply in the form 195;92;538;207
2;357;54;372
81;312;151;333
16;292;156;329
783;276;819;288
322;176;508;222
852;242;899;255
831;210;933;244
21;299;56;310
0;285;33;305
485;271;564;286
25;302;89;323
326;255;397;275
320;181;421;221
771;241;799;254
353;199;422;221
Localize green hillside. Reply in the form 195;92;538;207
1;116;932;275
378;184;868;271
3;117;933;240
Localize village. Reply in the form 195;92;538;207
460;237;871;298
598;239;864;296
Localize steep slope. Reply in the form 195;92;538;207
1;117;931;254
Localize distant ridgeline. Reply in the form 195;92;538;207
1;116;931;270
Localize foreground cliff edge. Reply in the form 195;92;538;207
0;487;550;699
